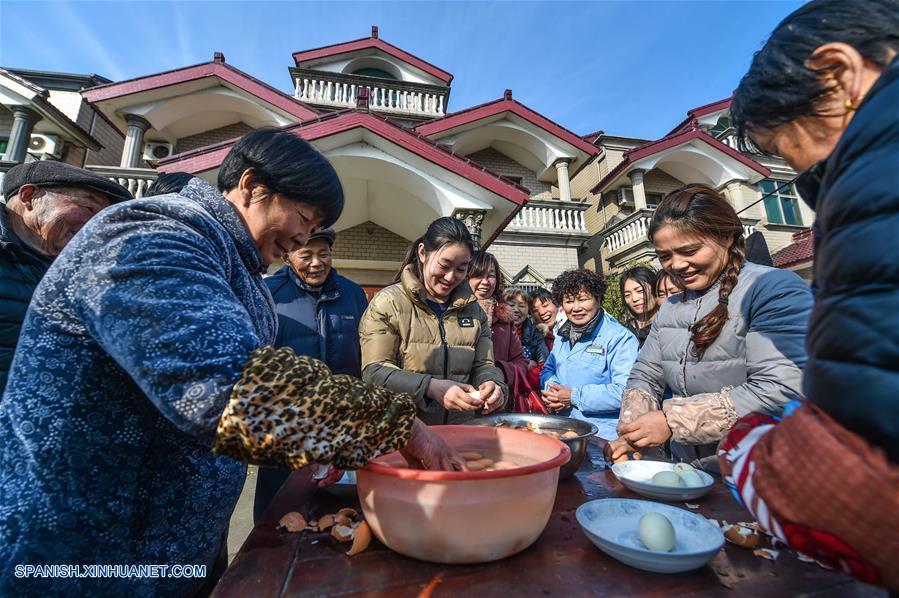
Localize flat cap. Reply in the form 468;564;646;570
308;228;336;246
2;161;133;203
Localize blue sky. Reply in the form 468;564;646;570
0;1;803;139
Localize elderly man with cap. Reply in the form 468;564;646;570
253;227;369;521
0;161;131;392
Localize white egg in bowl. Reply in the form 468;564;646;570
576;499;724;573
611;460;715;501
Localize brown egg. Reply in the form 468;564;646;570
277;512;307;533
465;458;494;471
460;451;483;461
562;431;579;439
493;461;518;470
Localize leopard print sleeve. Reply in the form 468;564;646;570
213;346;417;470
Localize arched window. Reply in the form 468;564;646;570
352;68;397;81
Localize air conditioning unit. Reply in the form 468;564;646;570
616;187;635;206
142;142;174;162
28;134;60;157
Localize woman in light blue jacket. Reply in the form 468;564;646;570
540;269;639;439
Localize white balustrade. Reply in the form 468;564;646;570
85;166;157;199
294;76;445;117
605;215;652;254
509;204;587;233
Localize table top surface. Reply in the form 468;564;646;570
214;439;883;597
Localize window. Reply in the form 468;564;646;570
507;176;523;186
759;179;803;225
645;192;663;209
0;139;7;155
352;68;397;81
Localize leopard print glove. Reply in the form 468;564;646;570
617;388;660;433
662;386;738;445
213;346;417;470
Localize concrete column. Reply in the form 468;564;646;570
554;159;572;202
2;106;41;162
120;114;151;168
628;169;647;210
453;209;486;249
724;180;746;212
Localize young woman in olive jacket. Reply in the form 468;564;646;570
360;218;507;425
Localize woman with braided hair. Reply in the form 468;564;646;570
606;186;813;471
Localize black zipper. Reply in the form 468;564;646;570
438;310;449;425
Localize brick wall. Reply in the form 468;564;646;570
467;147;552;198
87;113;125;166
644;169;684;194
331;221;410;261
174;122;253;154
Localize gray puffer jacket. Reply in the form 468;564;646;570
623;262;812;468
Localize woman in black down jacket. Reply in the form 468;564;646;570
718;0;899;590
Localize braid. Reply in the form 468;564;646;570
690;236;745;359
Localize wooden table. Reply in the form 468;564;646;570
214;440;884;597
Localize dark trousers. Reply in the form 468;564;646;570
253;467;292;524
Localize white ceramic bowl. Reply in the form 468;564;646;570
611;461;715;501
576;498;724;573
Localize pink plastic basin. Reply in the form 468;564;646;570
356;425;571;564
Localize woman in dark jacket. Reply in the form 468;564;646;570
468;251;530;411
719;0;899;589
0;129;460;597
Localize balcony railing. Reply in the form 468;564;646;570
86;165;158;199
291;69;448;118
603;208;758;256
505;200;589;235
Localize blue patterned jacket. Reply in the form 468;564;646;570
0;178;275;596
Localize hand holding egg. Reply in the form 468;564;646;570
477;381;503;414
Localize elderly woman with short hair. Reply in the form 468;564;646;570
718;0;899;590
0;128;461;596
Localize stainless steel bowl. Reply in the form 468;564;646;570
468;413;598;480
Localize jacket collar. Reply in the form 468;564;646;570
400;264;476;312
178;177;266;276
288;266;340;297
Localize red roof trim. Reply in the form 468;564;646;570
590;129;769;194
81;61;318;121
415;98;598;156
292;37;453;84
158;111;528;206
668;97;733;136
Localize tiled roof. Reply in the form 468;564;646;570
772;229;814;268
